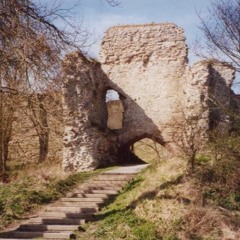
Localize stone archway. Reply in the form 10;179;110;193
132;138;168;163
117;133;167;165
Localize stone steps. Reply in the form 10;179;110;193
40;212;94;219
0;231;73;239
75;189;119;195
45;206;98;213
60;197;105;202
77;184;123;190
67;193;110;198
29;217;86;225
0;164;148;239
53;201;102;208
92;180;129;185
94;175;135;180
19;224;80;231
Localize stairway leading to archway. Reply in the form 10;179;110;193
0;164;148;240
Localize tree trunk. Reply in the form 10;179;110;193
0;130;5;182
187;150;196;174
37;94;49;162
38;132;49;163
0;97;12;183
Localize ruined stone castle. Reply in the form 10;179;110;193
62;23;235;172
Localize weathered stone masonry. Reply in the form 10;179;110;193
62;52;118;171
62;23;236;172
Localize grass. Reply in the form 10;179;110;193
93;209;159;240
80;155;186;240
196;156;240;211
78;137;240;240
2;135;240;239
80;168;162;240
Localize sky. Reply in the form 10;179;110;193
75;0;210;62
41;0;210;62
38;0;240;93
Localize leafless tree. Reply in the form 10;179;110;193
0;0;119;181
180;118;202;172
196;0;240;72
172;109;207;173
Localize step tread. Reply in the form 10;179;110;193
0;231;73;238
68;193;110;198
94;178;133;181
89;181;127;186
60;197;106;202
19;224;80;231
46;206;98;213
29;217;86;225
40;212;94;219
53;202;102;207
78;189;118;194
77;186;122;191
102;173;137;176
79;183;123;187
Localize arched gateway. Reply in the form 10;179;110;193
62;23;235;171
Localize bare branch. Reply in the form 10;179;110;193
196;0;240;72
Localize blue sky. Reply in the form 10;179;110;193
41;0;210;62
37;0;240;92
77;0;210;61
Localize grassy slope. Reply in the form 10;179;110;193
79;139;240;240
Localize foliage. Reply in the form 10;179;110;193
195;154;212;164
195;132;240;211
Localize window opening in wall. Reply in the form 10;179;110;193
105;89;120;102
105;89;124;130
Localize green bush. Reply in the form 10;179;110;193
196;132;240;211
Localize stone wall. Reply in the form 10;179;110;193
62;23;236;171
100;23;189;149
62;52;118;171
208;61;235;130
